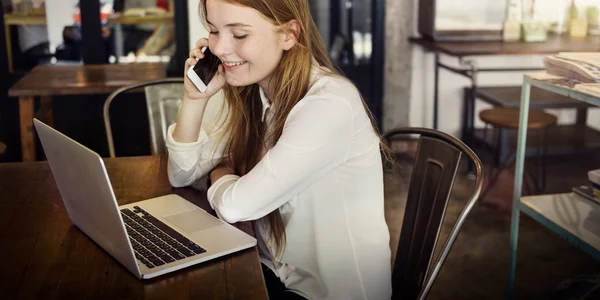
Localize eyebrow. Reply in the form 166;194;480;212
206;21;252;28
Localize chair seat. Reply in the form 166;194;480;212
479;108;557;129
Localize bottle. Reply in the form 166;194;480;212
503;0;522;41
521;0;548;42
549;0;569;35
568;0;588;38
587;6;600;36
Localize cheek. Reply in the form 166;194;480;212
234;43;266;64
208;37;218;51
235;37;280;63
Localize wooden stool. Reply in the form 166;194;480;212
479;107;557;198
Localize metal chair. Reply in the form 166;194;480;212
384;127;484;300
103;78;184;158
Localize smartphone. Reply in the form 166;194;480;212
186;47;220;93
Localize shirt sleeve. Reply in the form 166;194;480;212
166;98;230;188
207;94;354;223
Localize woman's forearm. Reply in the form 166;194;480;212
172;96;210;143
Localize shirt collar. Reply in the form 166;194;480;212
258;59;324;123
259;86;271;123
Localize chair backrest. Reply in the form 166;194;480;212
144;81;184;155
384;128;483;300
103;78;184;158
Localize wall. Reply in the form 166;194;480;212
188;0;208;50
382;0;413;130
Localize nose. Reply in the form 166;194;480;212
209;35;231;59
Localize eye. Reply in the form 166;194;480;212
209;31;219;35
234;34;248;40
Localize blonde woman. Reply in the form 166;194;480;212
167;0;392;299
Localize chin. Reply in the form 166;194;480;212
226;80;246;87
225;76;255;87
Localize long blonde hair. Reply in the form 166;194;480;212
199;0;390;258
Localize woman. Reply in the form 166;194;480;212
166;0;392;299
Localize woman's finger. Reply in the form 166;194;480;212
189;49;204;59
186;58;197;66
195;38;209;49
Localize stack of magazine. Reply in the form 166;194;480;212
544;52;600;97
573;185;600;205
573;170;600;205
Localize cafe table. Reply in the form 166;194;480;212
0;155;268;299
8;63;167;161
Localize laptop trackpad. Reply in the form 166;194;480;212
164;210;222;234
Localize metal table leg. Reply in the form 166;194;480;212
507;76;532;299
462;59;478;145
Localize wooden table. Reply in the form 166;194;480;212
409;34;600;132
410;35;600;57
8;63;167;161
0;155;268;299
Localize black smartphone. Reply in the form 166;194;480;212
186;47;220;92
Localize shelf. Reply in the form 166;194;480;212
520;193;600;261
508;73;600;297
528;74;600;107
107;13;174;25
472;86;592;109
3;13;174;26
3;13;46;25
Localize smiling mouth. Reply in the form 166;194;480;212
222;61;247;67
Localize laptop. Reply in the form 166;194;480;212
33;118;256;279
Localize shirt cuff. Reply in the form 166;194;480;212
207;174;240;211
166;123;209;172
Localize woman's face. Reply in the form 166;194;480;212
206;0;288;89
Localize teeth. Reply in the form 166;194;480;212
224;61;246;67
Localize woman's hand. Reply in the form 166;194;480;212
184;38;226;101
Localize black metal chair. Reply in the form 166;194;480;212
384;128;484;300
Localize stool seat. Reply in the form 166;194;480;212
479;108;557;129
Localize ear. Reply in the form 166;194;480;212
280;20;300;51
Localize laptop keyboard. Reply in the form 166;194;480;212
120;206;206;269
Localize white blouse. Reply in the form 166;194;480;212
166;65;392;300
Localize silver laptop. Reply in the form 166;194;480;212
33;118;256;279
